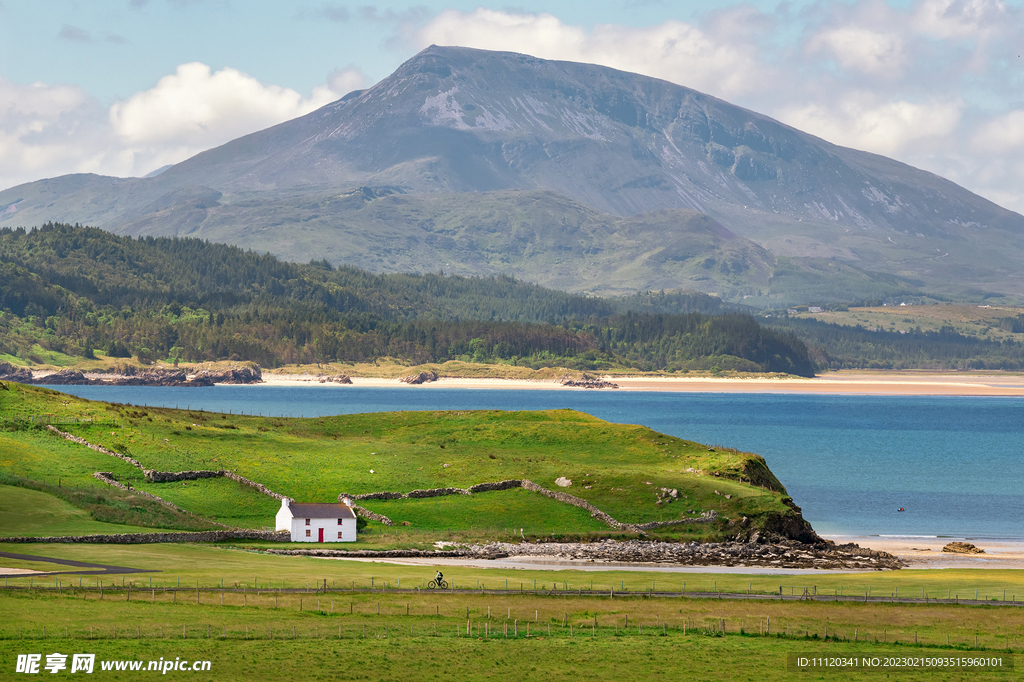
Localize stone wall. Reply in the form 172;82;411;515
519;479;626;529
222;472;286;500
339;478;629;530
634;511;718;531
468;479;523;493
348;491;403;501
52;427;272;528
2;530;290;544
146;469;225;483
48;425;145;469
352;505;393;526
406;487;471;498
49;426;286;503
91;472;228;526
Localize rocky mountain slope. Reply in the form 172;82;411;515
2;46;1021;303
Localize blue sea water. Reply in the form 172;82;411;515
52;385;1024;541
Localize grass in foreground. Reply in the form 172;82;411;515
3;543;1024;606
1;585;1022;681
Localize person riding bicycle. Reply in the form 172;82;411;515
435;570;444;583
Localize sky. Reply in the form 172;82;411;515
1;0;1023;213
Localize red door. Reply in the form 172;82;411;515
318;528;323;543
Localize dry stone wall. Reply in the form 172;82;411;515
48;426;145;469
146;470;225;483
2;530;289;544
49;427;275;528
634;511;718;531
223;472;286;500
468;480;523;493
49;426;285;503
339;478;647;531
352;505;393;526
519;479;627;529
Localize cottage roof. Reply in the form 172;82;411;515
288;502;356;519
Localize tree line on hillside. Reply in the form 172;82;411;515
0;224;813;375
770;317;1024;370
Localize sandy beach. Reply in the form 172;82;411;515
830;536;1024;570
260;371;1024;397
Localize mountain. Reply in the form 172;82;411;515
1;46;1021;303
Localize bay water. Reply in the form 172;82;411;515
53;385;1024;541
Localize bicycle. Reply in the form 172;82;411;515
427;579;449;589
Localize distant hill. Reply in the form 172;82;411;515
1;46;1021;303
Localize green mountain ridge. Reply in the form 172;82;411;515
0;223;815;375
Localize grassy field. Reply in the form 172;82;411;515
0;383;796;542
6;621;1015;681
0;485;160;537
3;378;1023;679
2;543;1024;604
1;566;1022;680
794;304;1024;344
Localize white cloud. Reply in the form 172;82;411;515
0;78;109;190
324;65;367;97
416;9;768;100
972;109;1024;153
109;62;340;146
911;0;1010;40
807;27;906;76
0;64;356;192
779;95;964;157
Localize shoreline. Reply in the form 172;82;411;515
297;534;1024;572
827;535;1024;570
256;372;1024;397
14;367;1024;396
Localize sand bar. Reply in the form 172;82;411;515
832;536;1024;570
259;372;1024;396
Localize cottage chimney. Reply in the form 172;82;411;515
281;497;291;509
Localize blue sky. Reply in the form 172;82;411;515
2;0;1023;212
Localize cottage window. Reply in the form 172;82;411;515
305;518;310;525
337;532;343;539
338;518;343;525
305;529;311;537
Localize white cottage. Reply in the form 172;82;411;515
276;498;357;542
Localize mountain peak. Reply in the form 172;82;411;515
1;46;1021;302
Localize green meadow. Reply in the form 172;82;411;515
0;383;796;541
3;381;1024;680
0;485;158;537
1;544;1023;681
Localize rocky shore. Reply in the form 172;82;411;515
0;363;263;387
558;373;619;389
266;538;904;570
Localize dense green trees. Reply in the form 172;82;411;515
5;223;1023;374
0;223;814;374
770;317;1024;370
